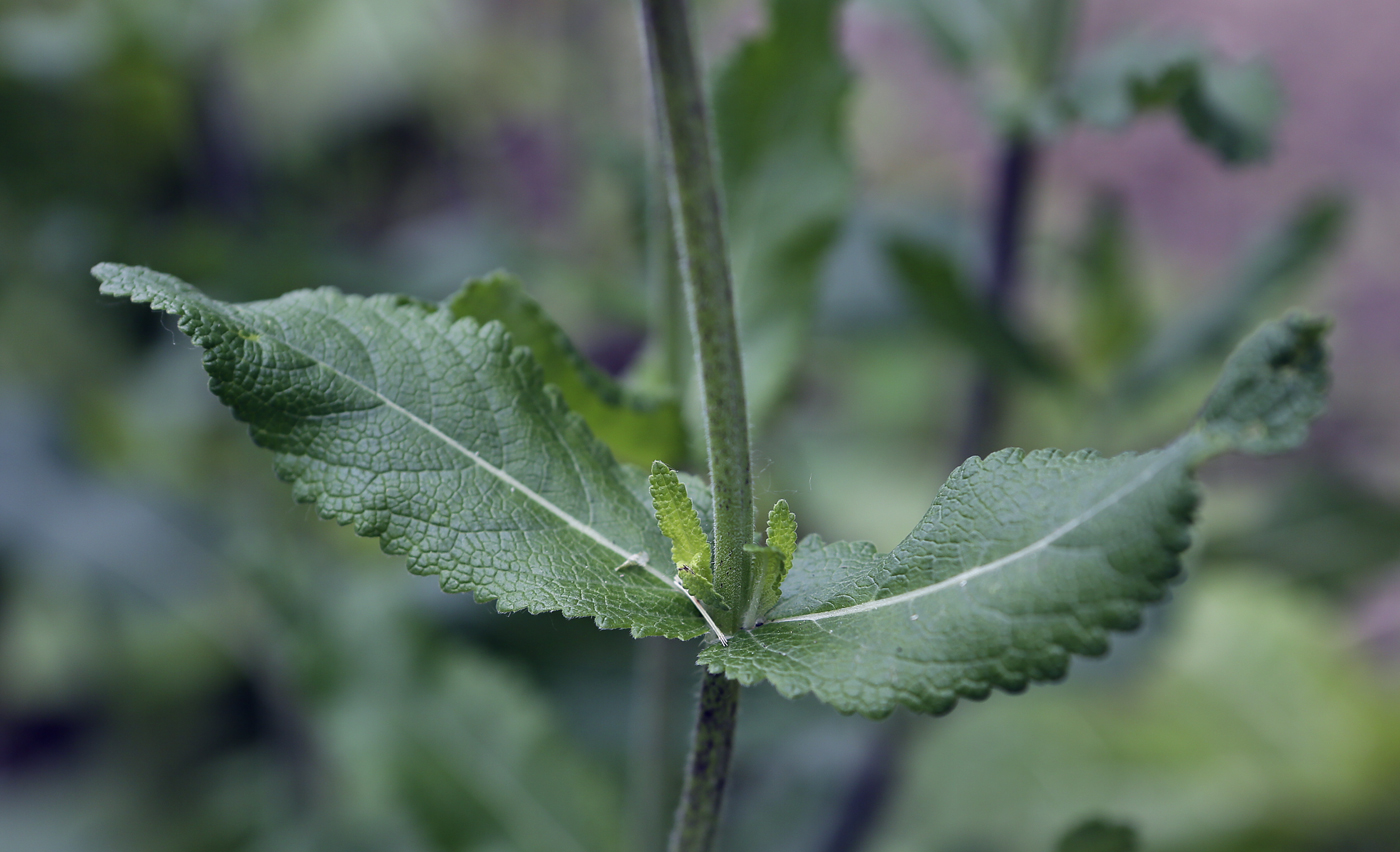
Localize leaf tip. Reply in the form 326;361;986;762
1194;311;1331;456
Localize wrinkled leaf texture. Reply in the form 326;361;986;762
99;264;1327;718
96;263;710;640
699;315;1328;716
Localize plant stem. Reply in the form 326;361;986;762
638;0;753;849
956;131;1040;460
668;671;741;852
638;0;756;624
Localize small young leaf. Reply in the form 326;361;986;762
94;264;709;640
745;544;784;619
700;314;1329;717
766;499;797;572
648;460;725;617
754;500;798;617
445;272;687;468
649;461;712;576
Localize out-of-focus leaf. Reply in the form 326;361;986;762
391;651;623;852
445;272;686;468
1122;192;1349;398
888;0;1004;73
258;566;625;852
1066;35;1282;164
879;0;1079;133
95;263;709;639
1055;819;1137;852
714;0;853;424
701;315;1329;717
1206;471;1400;591
885;234;1063;382
866;572;1399;852
1071;192;1148;370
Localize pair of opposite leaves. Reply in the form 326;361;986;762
94;263;1328;718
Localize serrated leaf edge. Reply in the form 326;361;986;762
761;440;1191;625
94;264;720;639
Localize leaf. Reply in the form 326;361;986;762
1055;819;1137;852
1066;35;1281;164
756;500;798;617
886;234;1063;382
650;461;724;616
766;500;797;572
699;314;1329;717
1122;192;1348;397
714;0;854;424
444;272;686;468
94;263;709;640
649;461;712;576
866;573;1393;852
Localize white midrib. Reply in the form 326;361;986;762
765;446;1186;625
266;322;677;587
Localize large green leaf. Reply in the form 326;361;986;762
94;263;710;640
715;0;853;424
444;272;686;468
700;314;1328;717
1066;35;1281;165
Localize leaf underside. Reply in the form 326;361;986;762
445;272;686;468
95;263;708;640
700;314;1329;717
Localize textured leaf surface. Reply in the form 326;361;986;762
445;272;686;467
715;0;853;423
757;501;797;616
95;264;707;639
700;315;1329;716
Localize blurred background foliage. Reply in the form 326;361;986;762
2;1;1399;851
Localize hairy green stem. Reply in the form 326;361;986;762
638;0;756;625
638;0;752;849
668;671;741;852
